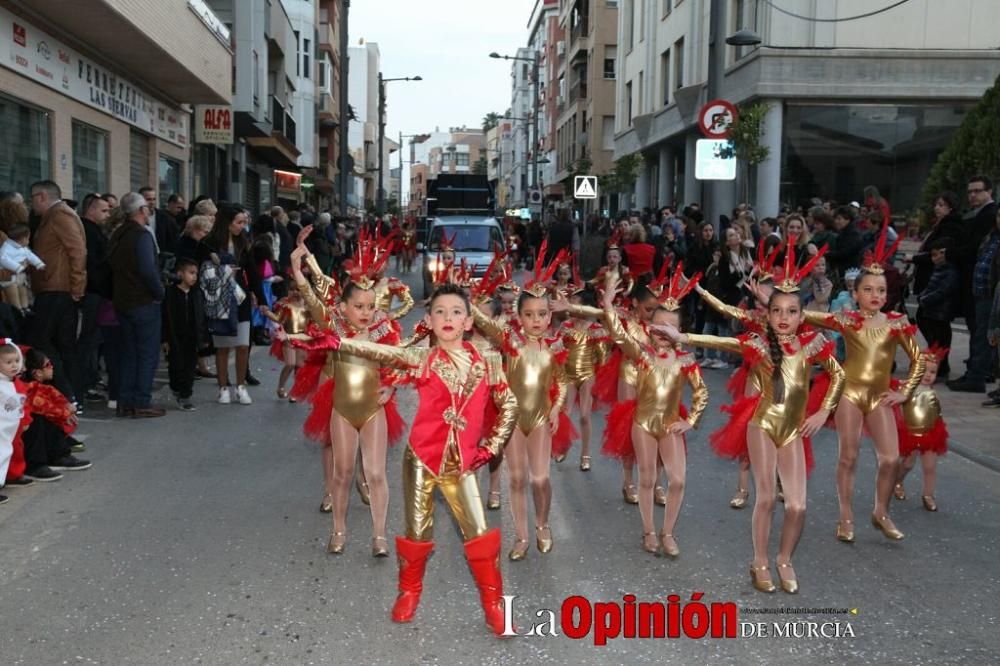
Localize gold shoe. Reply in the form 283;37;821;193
654;486;667;507
836;519;855;543
486;490;501;511
776;561;798;594
508;539;529;561
729;488;749;509
622;484;639;505
371;536;389;558
580;455;591;472
277;388;289;400
893;483;906;501
356;477;370;506
554;453;567;463
642;531;659;554
749;563;776;593
659;532;680;558
922;495;938;512
326;531;346;555
319;493;334;513
535;524;553;553
871;513;904;540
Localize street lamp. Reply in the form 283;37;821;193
490;51;540;205
378;74;422;216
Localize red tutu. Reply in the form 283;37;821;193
551;411;579;459
269;337;284;362
896;411;948;457
726;362;750;401
592;349;622;406
384;396;405;447
290;351;325;401
709;395;759;461
601;399;637;463
802;436;815;477
303;379;334;446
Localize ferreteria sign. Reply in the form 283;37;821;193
0;6;188;147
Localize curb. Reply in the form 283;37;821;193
948;440;1000;474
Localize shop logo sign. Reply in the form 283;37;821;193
37;40;51;59
13;22;25;46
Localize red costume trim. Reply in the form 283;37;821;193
592;348;621;406
601;399;637;463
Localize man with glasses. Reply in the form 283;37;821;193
26;180;88;406
79;194;113;403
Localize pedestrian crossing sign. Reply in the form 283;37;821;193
574;175;598;199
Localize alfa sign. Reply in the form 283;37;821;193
195;105;233;144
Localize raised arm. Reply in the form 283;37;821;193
683;332;744;355
602;305;645;362
387;280;415;321
695;284;752;325
802;309;838;331
471;303;507;347
337;337;426;371
304;253;338;304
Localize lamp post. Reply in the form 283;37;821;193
378;74;422;216
490;51;540;203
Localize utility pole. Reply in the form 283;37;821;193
531;53;540;195
377;72;386;215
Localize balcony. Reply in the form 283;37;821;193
245;95;301;168
568;80;588;104
570;16;589;45
320;19;337;55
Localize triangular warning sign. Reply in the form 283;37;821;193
574;176;597;199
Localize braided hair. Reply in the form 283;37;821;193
764;290;802;404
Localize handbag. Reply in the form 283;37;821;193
207;299;239;337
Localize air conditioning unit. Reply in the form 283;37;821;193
556;41;565;56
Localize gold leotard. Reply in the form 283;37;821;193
687;332;845;447
565;303;645;387
279;299;310;335
375;277;415;321
901;386;941;435
472;307;568;435
605;308;708;438
562;323;607;386
806;311;924;415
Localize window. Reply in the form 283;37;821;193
0;93;50;195
158;155;182;207
604;46;617;78
662;0;672;16
625;80;633;126
602;116;615;150
129;129;149;192
660;50;671;106
252;50;260;105
456;153;470;167
303;38;311;79
734;0;752;60
639;0;646;39
625;0;634;51
673;37;684;89
638;71;644;115
72;121;108;203
294;31;300;77
429;225;503;252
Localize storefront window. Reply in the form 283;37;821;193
130;130;150;192
0;93;50;195
158;155;182;207
72;121;108;202
781;103;971;214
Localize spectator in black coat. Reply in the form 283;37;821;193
826;206;864;275
912;191;964;295
916;238;959;378
162;257;207;411
139;186;180;256
958;176;997;352
78;193;112;400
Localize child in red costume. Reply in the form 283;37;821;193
292;283;518;637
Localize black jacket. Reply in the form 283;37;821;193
108;221;165;310
162;284;207;349
912;212;963;294
917;262;959;322
961;201;998;270
685;240;718;277
81;217;110;297
826;221;864;274
153;209;181;255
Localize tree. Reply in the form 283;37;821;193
482;112;501;133
721;101;771;204
472;155;488;175
598;153;643;194
922;73;1000;206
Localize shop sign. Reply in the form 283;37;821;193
275;170;302;191
194;105;233;144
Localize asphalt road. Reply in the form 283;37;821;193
1;265;998;665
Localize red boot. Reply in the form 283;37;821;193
464;528;508;637
391;536;434;623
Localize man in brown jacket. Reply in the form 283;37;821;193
27;180;87;403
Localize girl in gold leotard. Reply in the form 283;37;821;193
472;242;570;561
664;254;845;594
804;221;924;543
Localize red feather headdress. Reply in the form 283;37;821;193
348;225;396;289
647;258;701;311
861;218;901;275
773;236;829;294
923;343;949;365
754;238;783;283
525;239;569;298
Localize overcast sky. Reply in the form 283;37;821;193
349;0;537;197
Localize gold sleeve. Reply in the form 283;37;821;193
305;254;338;304
594;339;611;367
295;273;329;325
803;310;838;331
898;329;927;401
550;359;569;416
696;285;752;325
483;350;517;454
471;304;507;348
336;338;426;372
565;303;603;320
685;366;709;428
389;281;415;321
603;306;645;362
816;351;846;412
684;332;743;355
400;323;430;348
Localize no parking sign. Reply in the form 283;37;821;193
698;99;738;139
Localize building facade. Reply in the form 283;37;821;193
0;0;230;205
347;41;379;213
315;0;343;210
615;0;1000;220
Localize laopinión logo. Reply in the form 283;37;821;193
500;594;858;644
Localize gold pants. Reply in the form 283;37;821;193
402;446;488;542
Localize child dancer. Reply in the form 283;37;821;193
894;345;949;512
804;220;925;543
266;279;308;401
293;283;517;636
601;268;708;556
472;242;571;561
663;256;845;594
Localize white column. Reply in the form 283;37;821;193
754;100;784;218
683;133;699;207
658;145;674;208
635;158;651;211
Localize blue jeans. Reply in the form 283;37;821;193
117;303;162;409
967;297;995;383
701;319;732;361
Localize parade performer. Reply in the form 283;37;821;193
292;283;517;636
599;267;708;556
472;241;572;560
662;249;845;593
804;220;925;543
287;232;404;557
371;227;415;323
266;279;308;401
894;345;949;512
400;218;417;273
590;228;634;306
